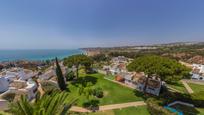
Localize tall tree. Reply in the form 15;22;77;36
55;57;66;91
9;92;76;115
127;55;190;92
64;54;93;79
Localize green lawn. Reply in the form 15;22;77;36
68;73;144;106
188;83;204;93
0;111;11;115
197;108;204;115
88;106;150;115
104;74;115;80
167;81;187;93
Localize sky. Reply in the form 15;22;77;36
0;0;204;49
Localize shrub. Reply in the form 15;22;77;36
146;98;175;115
93;88;103;98
40;81;60;93
160;91;204;107
65;71;75;81
82;99;99;111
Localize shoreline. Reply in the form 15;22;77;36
0;49;85;62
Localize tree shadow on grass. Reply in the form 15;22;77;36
168;81;184;87
159;91;204;114
171;104;200;115
71;76;98;87
133;90;149;100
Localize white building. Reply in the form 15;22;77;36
137;77;162;96
191;64;204;80
39;69;55;80
0;77;9;93
115;72;162;96
0;68;38;100
192;64;204;73
112;56;128;64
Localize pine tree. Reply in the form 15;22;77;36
55;57;67;91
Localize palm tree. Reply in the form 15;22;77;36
9;92;76;115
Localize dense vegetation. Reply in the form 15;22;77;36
64;54;93;78
101;43;204;64
9;92;76;115
127;55;191;83
146;98;175;115
40;81;60;93
91;54;110;62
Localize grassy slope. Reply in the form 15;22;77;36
68;73;144;106
89;106;150;115
188;83;204;93
197;108;204;115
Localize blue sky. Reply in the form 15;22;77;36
0;0;204;49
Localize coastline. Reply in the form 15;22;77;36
0;49;85;62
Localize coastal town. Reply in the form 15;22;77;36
0;43;204;115
1;0;204;114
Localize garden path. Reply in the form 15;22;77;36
70;101;146;113
181;80;194;94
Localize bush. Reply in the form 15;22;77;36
93;88;103;98
1;92;16;102
146;98;175;115
40;81;60;93
160;91;204;107
65;71;75;81
82;99;99;111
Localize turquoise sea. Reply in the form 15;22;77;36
0;49;83;62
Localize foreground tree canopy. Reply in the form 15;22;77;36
64;54;93;78
127;55;191;83
9;92;76;115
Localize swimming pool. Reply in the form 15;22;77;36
164;106;183;115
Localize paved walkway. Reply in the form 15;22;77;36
183;79;204;85
70;106;91;113
181;80;194;94
70;101;146;113
99;101;146;111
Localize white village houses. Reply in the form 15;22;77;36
191;64;204;80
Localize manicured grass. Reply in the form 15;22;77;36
188;83;204;93
104;74;115;80
68;73;144;106
114;106;150;115
89;106;150;115
167;81;187;93
197;108;204;115
0;111;11;115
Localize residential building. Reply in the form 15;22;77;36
0;77;9;93
191;64;204;80
0;68;38;100
114;72;162;96
112;56;128;64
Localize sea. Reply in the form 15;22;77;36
0;49;84;62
